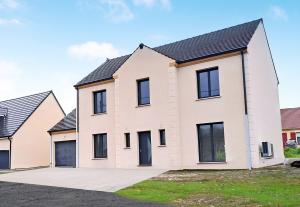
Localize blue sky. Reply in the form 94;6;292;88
0;0;299;112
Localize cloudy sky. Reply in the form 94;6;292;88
0;0;299;112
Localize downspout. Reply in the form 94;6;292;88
241;50;252;170
50;134;53;167
8;137;12;169
76;88;79;168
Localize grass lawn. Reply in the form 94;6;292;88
116;165;300;207
284;147;300;158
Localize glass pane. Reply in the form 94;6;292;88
210;70;220;96
94;135;100;158
102;134;107;158
102;91;106;112
160;130;166;145
199;72;209;98
139;80;150;105
212;123;225;162
198;124;213;162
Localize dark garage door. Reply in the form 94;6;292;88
0;150;9;169
55;141;76;167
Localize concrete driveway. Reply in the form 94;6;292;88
0;168;166;192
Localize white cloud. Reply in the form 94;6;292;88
133;0;171;9
0;18;21;25
0;0;20;10
270;5;288;20
67;41;120;60
100;0;134;22
0;60;22;100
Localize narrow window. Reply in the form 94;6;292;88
159;129;166;146
93;90;106;114
125;133;130;148
94;133;107;158
197;122;225;162
137;78;150;105
197;68;220;98
296;133;300;145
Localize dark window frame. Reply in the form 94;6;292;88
93;90;107;114
197;67;220;99
197;122;225;162
159;129;166;146
125;133;130;148
93;133;107;158
137;78;150;106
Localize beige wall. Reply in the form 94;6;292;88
0;139;10;150
178;54;249;169
78;81;116;168
246;22;284;168
50;130;77;167
11;93;65;169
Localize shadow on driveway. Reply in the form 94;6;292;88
0;181;167;207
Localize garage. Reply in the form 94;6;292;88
0;150;9;169
55;141;76;167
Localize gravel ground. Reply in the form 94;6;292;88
0;181;167;207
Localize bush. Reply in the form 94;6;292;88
284;147;300;158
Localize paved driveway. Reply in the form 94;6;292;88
0;181;167;207
0;167;166;192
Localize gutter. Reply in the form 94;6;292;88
241;51;252;170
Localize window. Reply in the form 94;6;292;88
137;78;150;105
197;122;225;162
296;133;300;145
125;133;130;148
93;90;106;114
94;134;107;158
197;68;220;98
159;129;166;146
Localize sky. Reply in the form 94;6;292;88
0;0;299;113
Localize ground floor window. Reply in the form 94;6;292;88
94;133;107;158
197;122;225;162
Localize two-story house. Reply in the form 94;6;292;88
50;19;284;170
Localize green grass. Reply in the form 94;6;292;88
117;167;300;206
284;147;300;158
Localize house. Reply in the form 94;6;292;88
48;109;77;167
51;19;284;170
0;91;65;169
281;107;300;146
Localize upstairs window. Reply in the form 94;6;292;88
159;129;166;146
94;90;106;114
197;68;220;99
137;78;150;105
94;133;107;158
125;133;130;148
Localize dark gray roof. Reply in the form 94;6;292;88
0;91;52;138
75;19;261;87
48;109;76;133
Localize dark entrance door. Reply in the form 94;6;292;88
138;131;152;166
55;141;76;167
0;150;9;169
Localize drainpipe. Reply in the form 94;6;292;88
76;88;79;168
50;134;53;167
241;51;252;170
8;137;12;169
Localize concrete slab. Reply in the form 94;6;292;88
0;167;167;192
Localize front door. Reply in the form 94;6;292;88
138;131;152;166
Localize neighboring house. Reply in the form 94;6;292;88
51;19;284;170
281;107;300;146
0;91;65;169
48;109;77;167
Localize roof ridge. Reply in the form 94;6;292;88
154;18;262;49
0;90;52;104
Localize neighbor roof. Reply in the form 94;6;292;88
0;91;53;138
75;19;261;88
48;109;76;133
281;107;300;130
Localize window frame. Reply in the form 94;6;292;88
93;90;107;114
197;122;226;163
137;78;150;106
159;129;166;146
296;132;300;145
93;133;107;159
125;133;131;148
196;67;220;99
